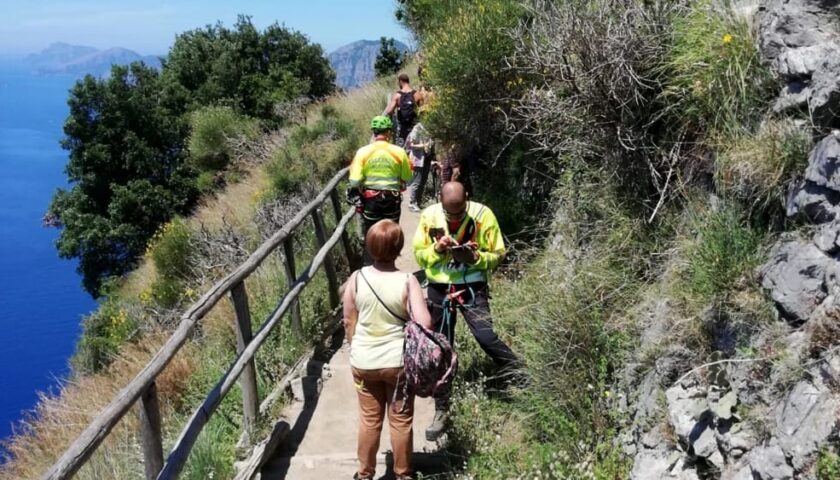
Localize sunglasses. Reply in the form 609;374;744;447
444;203;468;221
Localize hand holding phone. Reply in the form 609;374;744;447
449;242;477;264
433;234;456;253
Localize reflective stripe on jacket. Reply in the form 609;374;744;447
349;140;412;191
412;201;505;285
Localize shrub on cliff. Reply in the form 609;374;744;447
189;106;260;192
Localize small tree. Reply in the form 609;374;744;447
374;37;404;77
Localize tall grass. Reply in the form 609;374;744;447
716;119;812;215
664;0;775;138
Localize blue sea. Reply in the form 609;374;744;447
0;62;96;457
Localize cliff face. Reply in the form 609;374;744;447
328;39;408;90
625;2;840;478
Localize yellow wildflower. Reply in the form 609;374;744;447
722;34;733;44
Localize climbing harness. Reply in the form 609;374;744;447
437;284;477;341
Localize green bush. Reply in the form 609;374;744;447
716;119;811;216
266;107;361;197
195;170;220;194
189;106;259;172
817;448;840;480
680;205;762;306
418;0;525;144
147;218;193;307
665;0;774;137
73;300;138;373
268;145;310;196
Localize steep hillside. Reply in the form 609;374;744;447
328;39;409;89
399;0;840;478
0;73;399;478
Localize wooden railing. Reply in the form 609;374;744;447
44;167;356;480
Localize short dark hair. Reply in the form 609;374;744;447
398;73;410;84
365;220;403;262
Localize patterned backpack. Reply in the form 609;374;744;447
357;270;458;398
403;319;458;398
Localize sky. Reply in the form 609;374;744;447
0;0;411;57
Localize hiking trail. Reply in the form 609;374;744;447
260;193;445;479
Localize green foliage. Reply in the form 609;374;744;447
716;119;812;217
680;206;762;306
73;299;137;374
178;340;239;480
395;0;462;38
189;106;259;173
414;0;525;144
664;1;775;137
374;37;405;77
50;16;336;297
147;218;193;307
817;448;840;480
473;142;550;239
163;15;335;123
181;416;236;480
448;244;636;478
267;106;362;197
50;62;198;296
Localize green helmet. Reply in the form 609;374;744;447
370;115;393;132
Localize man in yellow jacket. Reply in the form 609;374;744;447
348;116;413;262
413;181;519;440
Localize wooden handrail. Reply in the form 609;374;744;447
43;168;351;480
159;206;356;478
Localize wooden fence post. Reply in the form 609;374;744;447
230;281;259;441
282;236;303;335
311;207;340;310
139;382;163;480
330;188;357;269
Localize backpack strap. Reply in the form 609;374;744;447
358;269;408;323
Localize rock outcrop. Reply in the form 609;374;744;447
787;132;840;223
327;39;409;90
625;2;840;478
757;0;840;125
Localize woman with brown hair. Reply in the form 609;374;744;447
342;220;433;480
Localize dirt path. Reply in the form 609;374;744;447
261;194;440;480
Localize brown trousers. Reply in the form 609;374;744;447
352;366;414;478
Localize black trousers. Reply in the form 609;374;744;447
427;282;518;409
360;191;401;265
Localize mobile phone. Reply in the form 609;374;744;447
449;244;472;252
429;227;445;240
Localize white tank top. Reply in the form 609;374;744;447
350;267;409;370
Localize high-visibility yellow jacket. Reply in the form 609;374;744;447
349;140;412;192
413;201;505;284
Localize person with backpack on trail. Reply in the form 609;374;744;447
348;116;413;264
343;220;433;480
383;73;423;148
405;122;433;212
412;181;520;441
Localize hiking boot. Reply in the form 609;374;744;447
425;409;449;441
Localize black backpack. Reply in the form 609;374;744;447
397;90;417;125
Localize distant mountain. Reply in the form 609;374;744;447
328;39;410;90
24;42;162;77
24;42;98;70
